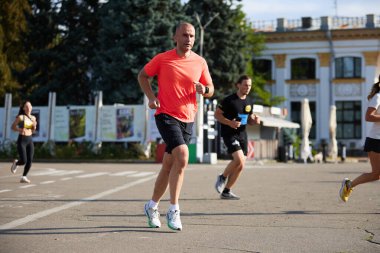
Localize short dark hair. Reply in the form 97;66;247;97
236;75;251;85
175;22;194;34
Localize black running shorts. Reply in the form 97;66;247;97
364;137;380;153
222;131;248;156
155;113;193;154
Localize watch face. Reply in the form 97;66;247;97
205;86;209;93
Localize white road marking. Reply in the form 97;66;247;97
109;171;138;176
60;177;72;181
0;189;12;193
30;168;59;176
128;172;156;177
75;172;109;178
49;170;83;176
40;181;55;185
31;168;83;176
19;184;36;189
0;174;157;230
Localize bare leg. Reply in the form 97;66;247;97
151;152;173;202
223;150;245;189
351;151;380;188
168;144;189;205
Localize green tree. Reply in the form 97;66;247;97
50;0;101;105
0;0;30;103
21;0;101;105
92;0;188;105
185;0;283;106
17;0;59;105
185;0;249;96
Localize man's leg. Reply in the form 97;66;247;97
224;150;245;190
168;144;189;205
165;144;188;231
151;152;173;202
144;152;173;228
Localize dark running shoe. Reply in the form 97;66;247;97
220;191;240;200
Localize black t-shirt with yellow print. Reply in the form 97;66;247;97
218;93;253;136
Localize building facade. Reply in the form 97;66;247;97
253;14;380;154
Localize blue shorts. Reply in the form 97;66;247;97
155;113;193;154
222;131;248;156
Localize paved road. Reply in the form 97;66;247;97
0;160;379;253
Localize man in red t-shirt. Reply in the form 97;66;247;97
138;22;214;231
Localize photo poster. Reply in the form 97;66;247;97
116;107;134;139
53;106;95;142
8;108;20;141
115;105;145;142
54;106;69;141
31;109;40;137
131;105;144;142
31;107;49;142
148;109;161;141
69;108;86;140
99;105;145;142
68;106;95;141
100;106;116;140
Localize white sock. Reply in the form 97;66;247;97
169;204;179;212
148;200;158;209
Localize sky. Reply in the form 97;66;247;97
240;0;380;21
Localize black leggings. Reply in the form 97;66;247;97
16;135;34;176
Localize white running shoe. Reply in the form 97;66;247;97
166;210;182;231
215;174;226;193
11;159;18;174
20;176;31;184
144;203;161;228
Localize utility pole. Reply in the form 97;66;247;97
195;12;219;57
194;12;219;163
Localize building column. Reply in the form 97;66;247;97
318;53;331;140
273;54;287;107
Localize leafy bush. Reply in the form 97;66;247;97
0;141;153;161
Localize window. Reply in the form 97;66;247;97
335;57;361;78
336;101;361;139
291;101;316;139
252;59;272;80
291;58;315;80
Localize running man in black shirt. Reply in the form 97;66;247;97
214;75;260;199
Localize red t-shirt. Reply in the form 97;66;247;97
144;49;212;122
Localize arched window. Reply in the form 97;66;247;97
291;58;316;80
335;57;361;78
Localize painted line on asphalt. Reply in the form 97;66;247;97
109;171;138;176
0;174;157;231
40;181;55;185
75;172;109;178
0;189;12;194
128;172;156;177
19;184;36;189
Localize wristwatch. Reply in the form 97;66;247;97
204;86;209;94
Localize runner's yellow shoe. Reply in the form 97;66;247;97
339;178;353;202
